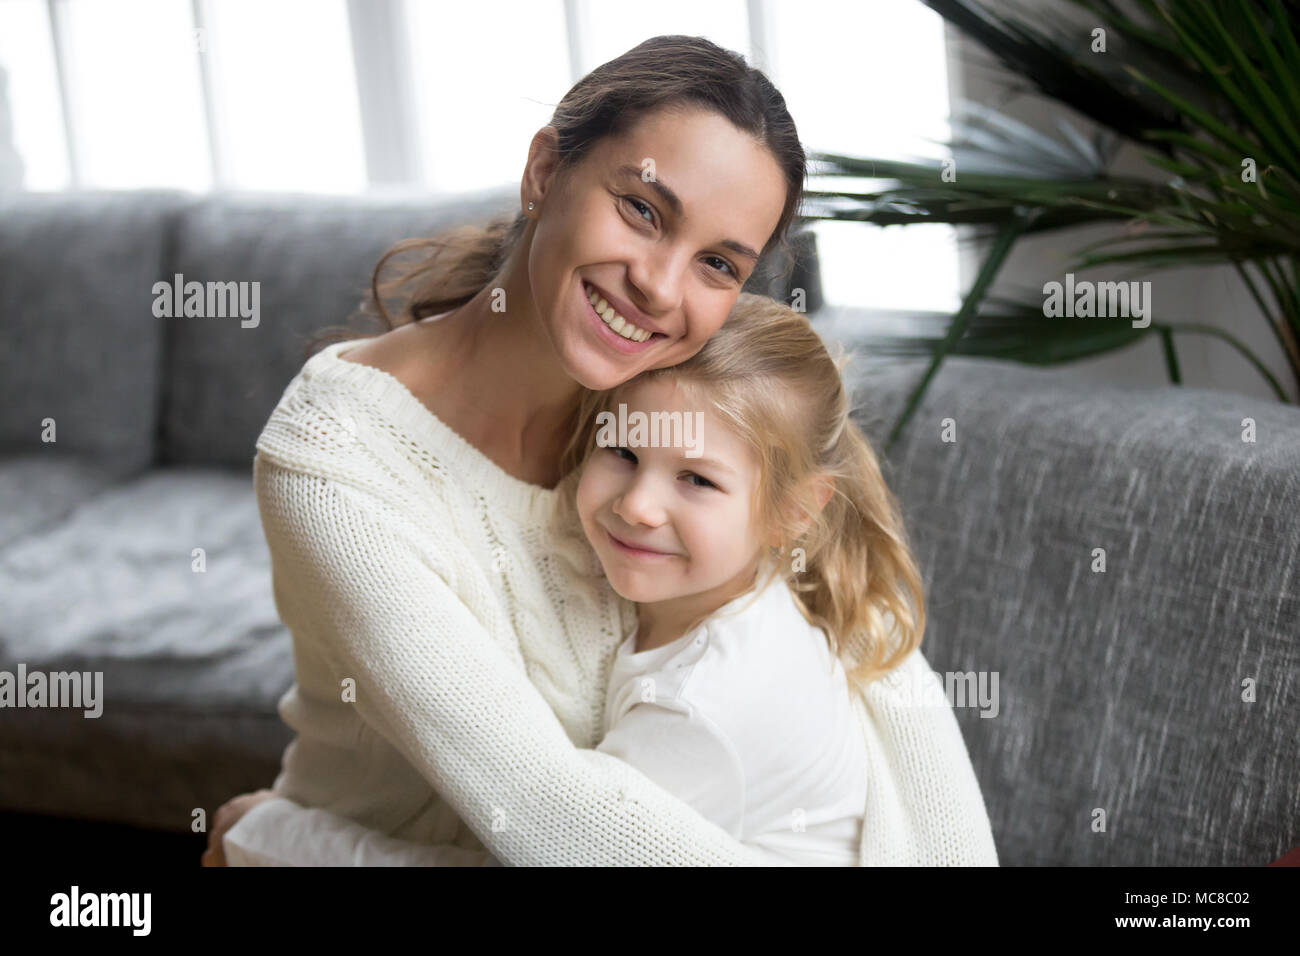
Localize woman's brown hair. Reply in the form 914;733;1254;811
310;34;806;350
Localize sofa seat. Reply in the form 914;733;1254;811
0;454;142;548
0;464;293;829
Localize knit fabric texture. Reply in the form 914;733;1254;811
251;339;999;866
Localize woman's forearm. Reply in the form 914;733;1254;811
223;796;501;866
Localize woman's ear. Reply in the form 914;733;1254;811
522;125;561;213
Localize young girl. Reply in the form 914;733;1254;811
223;293;998;866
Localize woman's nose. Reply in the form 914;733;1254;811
629;247;688;314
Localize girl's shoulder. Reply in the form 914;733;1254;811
667;579;843;717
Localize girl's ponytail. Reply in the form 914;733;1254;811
791;405;925;689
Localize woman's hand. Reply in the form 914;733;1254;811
200;789;278;866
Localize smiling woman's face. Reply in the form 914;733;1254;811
524;104;789;391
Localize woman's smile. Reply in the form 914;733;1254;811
581;278;665;354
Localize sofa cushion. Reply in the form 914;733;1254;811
0;190;192;474
0;467;293;829
0;454;139;548
159;186;518;469
844;353;1300;866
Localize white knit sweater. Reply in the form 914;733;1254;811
246;339;999;866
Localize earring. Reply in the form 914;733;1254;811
527;201;535;211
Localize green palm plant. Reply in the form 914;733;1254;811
802;0;1300;450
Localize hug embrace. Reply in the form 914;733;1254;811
206;35;998;867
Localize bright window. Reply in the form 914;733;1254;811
770;0;959;312
582;0;749;73
58;0;209;190
202;0;365;193
0;0;70;189
0;0;957;310
405;0;571;192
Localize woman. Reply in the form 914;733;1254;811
204;35;807;866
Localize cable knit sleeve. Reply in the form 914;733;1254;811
852;648;1000;866
254;455;769;866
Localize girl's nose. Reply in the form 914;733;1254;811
612;476;667;528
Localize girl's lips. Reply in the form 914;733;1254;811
581;279;664;355
606;530;677;559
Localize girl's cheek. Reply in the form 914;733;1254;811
575;472;599;526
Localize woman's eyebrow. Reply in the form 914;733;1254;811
616;165;761;263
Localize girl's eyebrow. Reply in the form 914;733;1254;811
615;165;761;263
681;453;735;476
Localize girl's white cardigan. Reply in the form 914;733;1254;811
246;340;999;866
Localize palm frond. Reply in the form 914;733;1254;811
819;0;1300;445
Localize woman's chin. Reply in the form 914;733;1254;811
566;348;640;392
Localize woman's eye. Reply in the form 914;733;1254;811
609;446;637;463
621;197;735;279
702;255;737;278
683;473;716;489
623;196;654;225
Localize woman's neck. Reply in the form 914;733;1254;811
421;274;584;488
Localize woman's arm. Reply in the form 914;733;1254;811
854;648;1000;866
256;456;769;866
217;701;750;867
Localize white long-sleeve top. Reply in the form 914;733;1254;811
596;571;870;865
226;339;998;866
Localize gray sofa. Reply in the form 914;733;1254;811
1;187;1296;866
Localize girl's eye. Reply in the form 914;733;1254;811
683;473;716;489
609;446;637;463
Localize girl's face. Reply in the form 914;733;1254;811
575;377;769;607
523;104;788;391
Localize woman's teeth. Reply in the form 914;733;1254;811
585;282;654;342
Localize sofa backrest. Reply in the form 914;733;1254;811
2;187;813;473
155;189;812;469
0;190;192;474
157;186;520;468
847;354;1300;866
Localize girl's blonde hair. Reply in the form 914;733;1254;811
561;293;926;690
